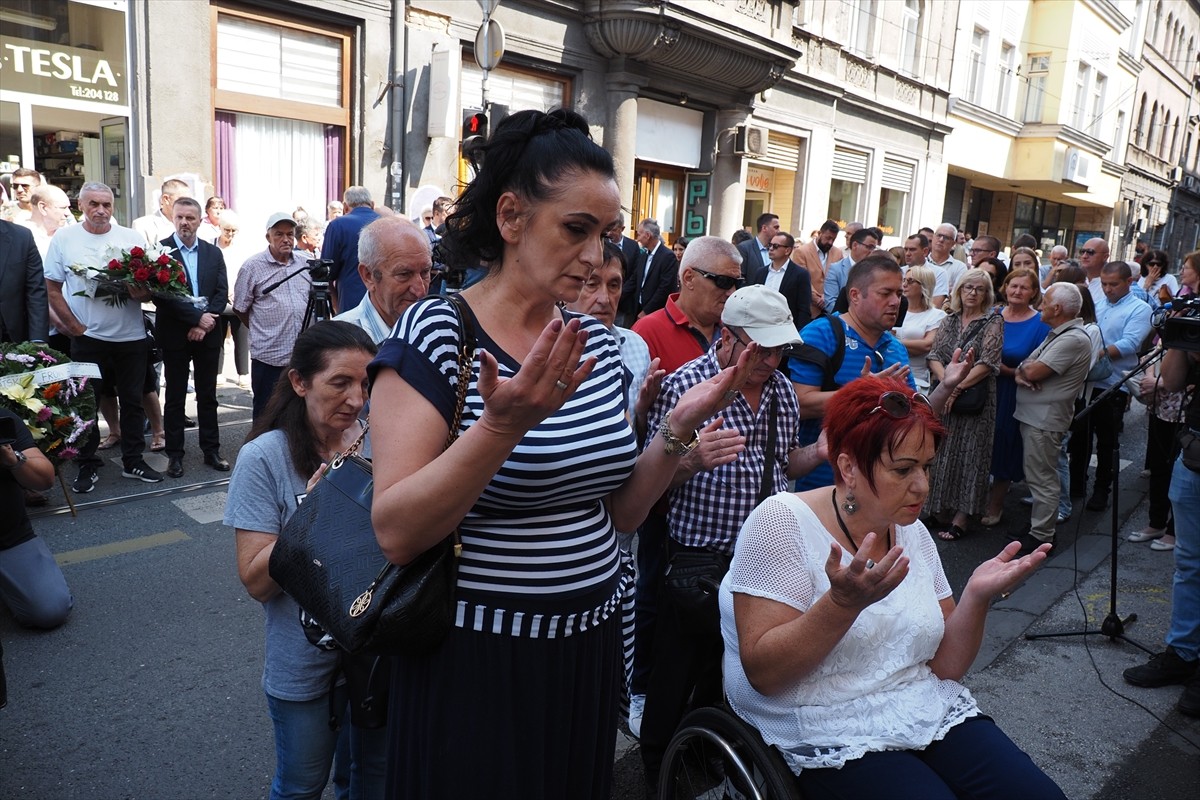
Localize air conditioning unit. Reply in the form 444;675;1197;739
1061;147;1092;184
1169;165;1185;183
734;125;769;158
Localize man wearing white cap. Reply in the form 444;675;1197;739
639;283;827;788
233;212;311;418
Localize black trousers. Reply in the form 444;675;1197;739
1146;414;1182;532
162;342;221;459
1069;388;1127;498
639;541;727;784
72;335;149;470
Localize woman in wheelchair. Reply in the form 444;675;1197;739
717;375;1066;799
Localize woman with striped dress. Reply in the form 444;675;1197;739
367;109;748;799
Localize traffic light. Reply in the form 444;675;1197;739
463;109;492;164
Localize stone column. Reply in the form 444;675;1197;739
709;106;752;240
605;68;643;213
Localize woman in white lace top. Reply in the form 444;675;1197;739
719;375;1066;798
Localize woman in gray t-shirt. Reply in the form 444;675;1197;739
226;321;380;800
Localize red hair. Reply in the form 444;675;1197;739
823;375;945;492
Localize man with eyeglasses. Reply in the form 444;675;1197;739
929;222;968;295
5;168;41;224
1077;237;1109;305
750;231;812;332
640;284;825;789
823;226;880;310
968;235;1001;268
629;235;744;742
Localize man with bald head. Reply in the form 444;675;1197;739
334;216;431;343
132;178;190;245
1078;237;1109;305
21;185;72;257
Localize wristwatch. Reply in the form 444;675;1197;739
659;412;700;456
4;451;27;470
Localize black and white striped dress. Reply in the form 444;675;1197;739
370;295;638;799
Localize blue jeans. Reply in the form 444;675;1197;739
0;536;73;629
1167;456;1200;662
266;692;387;800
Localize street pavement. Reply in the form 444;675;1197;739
2;388;1199;798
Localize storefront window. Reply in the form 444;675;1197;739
877;187;907;237
828;179;860;227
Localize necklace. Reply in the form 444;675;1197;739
831;488;891;555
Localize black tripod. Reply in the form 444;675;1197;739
261;259;333;332
1025;348;1164;654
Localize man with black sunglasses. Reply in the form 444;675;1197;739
1078;237;1109;305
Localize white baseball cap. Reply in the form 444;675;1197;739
721;285;802;348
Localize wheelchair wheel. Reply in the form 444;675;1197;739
658;705;802;800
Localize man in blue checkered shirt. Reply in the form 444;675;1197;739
639;285;827;786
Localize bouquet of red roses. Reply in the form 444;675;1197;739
69;244;198;307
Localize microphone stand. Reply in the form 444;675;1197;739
1025;347;1164;654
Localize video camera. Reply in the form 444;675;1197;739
1151;295;1200;353
307;258;333;283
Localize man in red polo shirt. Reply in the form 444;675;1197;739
626;235;744;737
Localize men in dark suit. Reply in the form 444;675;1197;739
0;220;48;343
609;213;641;273
620;218;676;322
750;231;812;332
735;212;779;280
154;197;229;478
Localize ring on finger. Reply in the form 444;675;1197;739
554;379;569;391
866;559;876;569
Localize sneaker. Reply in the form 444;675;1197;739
1123;647;1199;688
628;693;645;739
72;464;99;494
1179;676;1200;718
122;461;164;483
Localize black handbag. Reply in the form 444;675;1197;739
268;295;476;655
948;313;996;416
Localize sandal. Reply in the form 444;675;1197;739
150;432;166;452
97;434;121;450
981;511;1003;527
936;524;967;541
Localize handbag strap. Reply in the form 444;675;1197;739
956;311;996;355
755;391;778;507
444;294;477;450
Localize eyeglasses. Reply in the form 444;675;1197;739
934;233;954;241
868;391;933;419
1146;260;1165;267
960;284;987;294
854;242;878;251
12;182;33;190
768;243;793;250
968;248;995;255
731;330;789;359
422;216;433;223
1079;248;1098;256
692;268;744;291
902;277;920;285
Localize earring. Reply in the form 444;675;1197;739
841;492;858;515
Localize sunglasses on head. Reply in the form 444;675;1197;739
868;391;933;419
693;267;743;290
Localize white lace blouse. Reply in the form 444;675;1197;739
719;492;979;774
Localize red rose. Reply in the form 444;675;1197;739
108;259;122;271
129;258;144;271
157;269;170;284
179;272;188;285
133;268;151;282
156;254;170;266
129;246;145;258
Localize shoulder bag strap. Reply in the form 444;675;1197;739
442;294;477;559
755;391;779;507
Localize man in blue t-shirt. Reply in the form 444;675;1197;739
790;254;916;490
